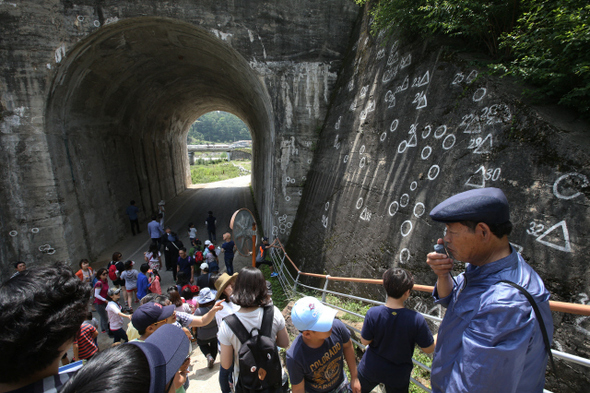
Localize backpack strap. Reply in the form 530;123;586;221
496;280;555;372
260;305;274;338
225;314;251;345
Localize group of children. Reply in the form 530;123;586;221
287;267;435;393
78;252;429;393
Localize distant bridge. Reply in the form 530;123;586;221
187;144;233;152
187;144;245;164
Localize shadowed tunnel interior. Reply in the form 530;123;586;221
45;17;273;260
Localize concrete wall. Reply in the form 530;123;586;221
287;9;590;391
0;0;358;274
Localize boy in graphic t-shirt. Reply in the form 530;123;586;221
286;297;360;393
358;268;435;393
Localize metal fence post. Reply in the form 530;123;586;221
322;275;331;303
293;272;301;294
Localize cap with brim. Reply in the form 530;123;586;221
132;303;176;333
205;240;211;246
291;296;337;332
196;287;217;303
214;272;238;300
200;262;209;271
107;288;121;297
429;187;510;225
128;324;189;393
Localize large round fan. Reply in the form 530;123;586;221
230;208;257;258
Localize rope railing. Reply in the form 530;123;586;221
275;239;590;316
270;239;590;393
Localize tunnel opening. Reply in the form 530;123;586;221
44;17;274;261
187;110;252;184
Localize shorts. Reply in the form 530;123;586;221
126;288;137;293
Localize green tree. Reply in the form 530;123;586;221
187;111;251;144
356;0;590;117
497;1;590;115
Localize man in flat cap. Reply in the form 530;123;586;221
426;188;553;392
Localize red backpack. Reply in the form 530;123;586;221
108;264;118;281
194;251;204;263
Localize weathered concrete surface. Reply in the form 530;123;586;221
286;9;590;392
0;1;358;274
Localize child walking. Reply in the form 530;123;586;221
149;269;162;294
287;296;360;393
119;260;139;312
358;268;435;393
188;222;198;247
136;263;152;301
194;287;219;368
105;288;132;343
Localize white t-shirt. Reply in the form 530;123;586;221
218;306;286;383
215;300;240;327
106;301;124;330
189;228;197;238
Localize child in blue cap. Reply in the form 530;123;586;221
286;296;360;393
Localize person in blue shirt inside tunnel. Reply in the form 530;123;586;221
426;187;553;393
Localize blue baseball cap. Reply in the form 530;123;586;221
429;188;510;224
128;324;190;393
291;296;337;332
132;302;176;333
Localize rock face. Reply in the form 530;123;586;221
0;1;358;271
286;9;590;392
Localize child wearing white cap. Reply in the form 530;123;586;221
286;297;360;393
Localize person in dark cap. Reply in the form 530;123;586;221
426;188;553;393
59;324;190;393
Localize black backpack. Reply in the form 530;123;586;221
225;305;283;393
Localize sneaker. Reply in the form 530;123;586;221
270;272;278;277
207;354;215;369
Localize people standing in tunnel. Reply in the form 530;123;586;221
148;215;164;249
426;188;553;393
93;268;110;334
221;232;237;275
158;200;166;226
144;243;162;271
126;200;141;236
164;227;182;279
107;252;125;289
188;222;198;248
205;210;217;242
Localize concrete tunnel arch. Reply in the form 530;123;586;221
45;17;274;261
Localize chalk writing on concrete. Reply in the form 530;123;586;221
527;220;572;253
553;172;588;200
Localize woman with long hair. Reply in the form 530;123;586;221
93;268;110;334
218;267;290;392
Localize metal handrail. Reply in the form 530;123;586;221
269;240;590;393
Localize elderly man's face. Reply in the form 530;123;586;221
444;222;481;264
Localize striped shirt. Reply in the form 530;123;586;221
74;322;98;360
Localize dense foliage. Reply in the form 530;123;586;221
187;111;251;144
357;0;590;117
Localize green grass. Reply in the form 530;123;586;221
410;347;433;392
325;294;371;323
190;161;241;183
258;264;290;311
